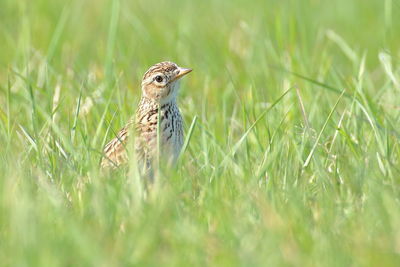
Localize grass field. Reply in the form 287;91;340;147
1;0;400;266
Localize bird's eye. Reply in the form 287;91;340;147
155;75;164;83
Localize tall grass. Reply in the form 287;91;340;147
0;0;399;266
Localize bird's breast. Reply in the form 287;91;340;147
136;102;183;162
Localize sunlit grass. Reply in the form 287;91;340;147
0;0;399;266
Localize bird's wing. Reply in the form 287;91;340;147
101;121;133;169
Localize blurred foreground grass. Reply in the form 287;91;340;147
0;0;400;266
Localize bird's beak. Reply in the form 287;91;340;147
172;67;192;82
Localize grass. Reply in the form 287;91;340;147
0;0;399;266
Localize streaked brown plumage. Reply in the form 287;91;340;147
101;61;192;171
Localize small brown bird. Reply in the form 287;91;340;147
101;61;192;171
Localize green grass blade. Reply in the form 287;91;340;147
303;90;346;168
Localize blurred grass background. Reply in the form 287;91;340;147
0;0;399;266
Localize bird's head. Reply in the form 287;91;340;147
141;61;192;103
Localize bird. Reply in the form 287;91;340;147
101;61;192;173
